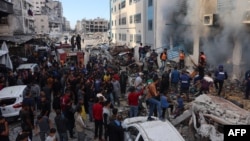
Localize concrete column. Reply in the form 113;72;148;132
170;36;173;49
232;39;242;79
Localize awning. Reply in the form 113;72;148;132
0;35;33;44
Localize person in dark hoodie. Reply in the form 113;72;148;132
214;65;228;96
76;34;81;51
71;35;75;51
107;114;124;141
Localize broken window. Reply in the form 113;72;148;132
134;13;141;23
0;17;8;25
148;0;153;6
121;1;126;9
148;19;153;30
121;17;126;25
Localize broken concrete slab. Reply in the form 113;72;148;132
172;110;192;126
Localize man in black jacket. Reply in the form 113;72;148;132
71;35;75;51
76;34;81;51
108;114;124;141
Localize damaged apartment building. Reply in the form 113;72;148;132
33;0;70;36
0;0;35;43
0;0;70;43
75;17;109;34
111;0;250;79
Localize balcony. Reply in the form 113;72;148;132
0;0;14;14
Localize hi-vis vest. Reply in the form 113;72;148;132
179;53;185;60
161;52;167;61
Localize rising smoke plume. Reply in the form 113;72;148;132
159;0;250;77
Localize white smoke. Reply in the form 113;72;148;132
159;0;250;77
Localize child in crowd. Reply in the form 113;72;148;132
45;128;57;141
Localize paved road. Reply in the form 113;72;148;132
9;99;129;141
9;110;95;141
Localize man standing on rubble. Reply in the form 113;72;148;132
139;43;143;61
179;50;185;69
71;35;75;51
179;70;191;101
76;34;81;51
214;65;228;96
160;48;167;71
146;75;162;121
151;49;159;69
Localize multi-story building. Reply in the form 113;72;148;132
65;20;71;31
111;0;146;47
0;0;35;38
77;17;109;34
20;0;35;34
33;0;46;15
34;14;49;34
75;20;82;33
33;0;64;35
0;0;14;36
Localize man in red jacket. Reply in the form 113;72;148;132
128;86;144;117
93;96;104;140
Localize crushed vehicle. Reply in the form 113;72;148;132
122;116;185;141
172;94;250;141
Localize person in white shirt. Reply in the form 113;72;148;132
45;128;57;141
74;105;87;141
134;72;143;90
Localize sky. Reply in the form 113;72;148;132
60;0;110;29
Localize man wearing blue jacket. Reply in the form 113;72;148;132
214;65;228;96
171;67;180;93
179;70;191;101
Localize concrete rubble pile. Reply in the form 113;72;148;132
109;45;132;56
173;94;250;141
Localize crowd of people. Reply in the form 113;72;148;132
0;41;234;141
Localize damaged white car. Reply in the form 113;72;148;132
122;116;185;141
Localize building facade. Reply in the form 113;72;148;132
32;0;46;15
76;17;109;34
0;0;14;36
33;0;66;35
34;14;49;34
0;0;36;44
111;0;146;47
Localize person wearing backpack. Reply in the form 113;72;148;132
160;49;167;71
214;65;228;96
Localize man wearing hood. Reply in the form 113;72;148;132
214;65;228;96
